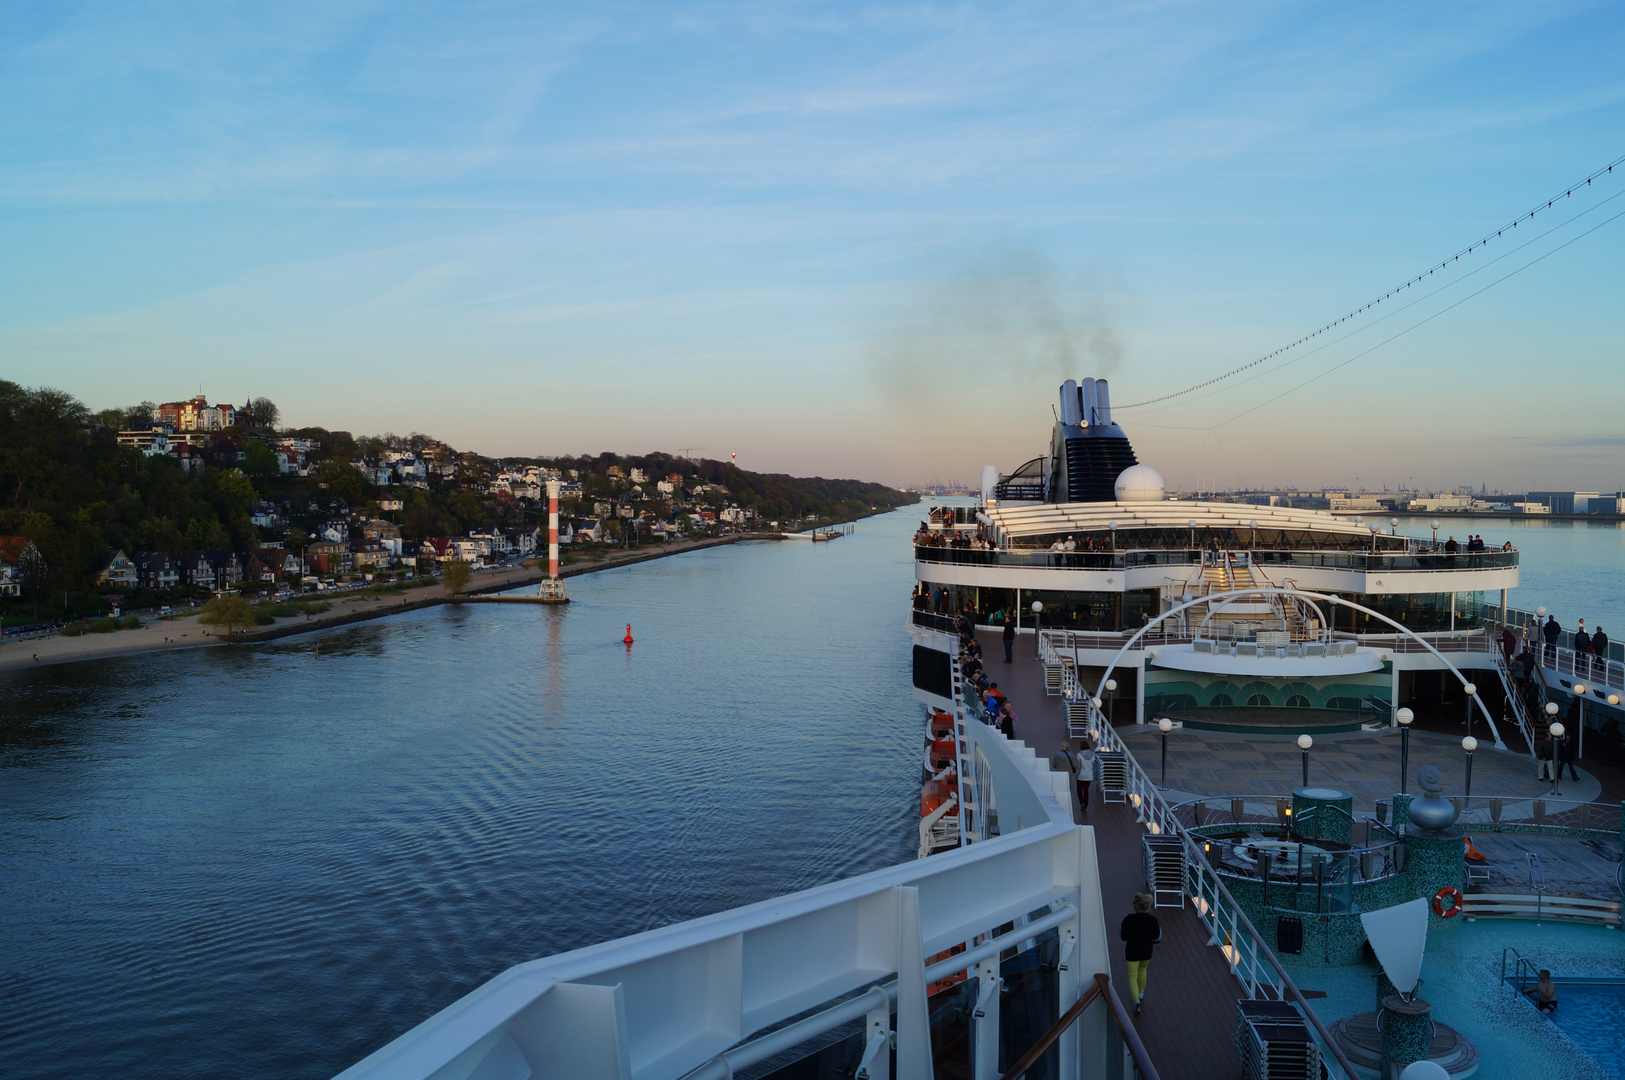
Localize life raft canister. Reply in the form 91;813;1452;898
1432;886;1464;918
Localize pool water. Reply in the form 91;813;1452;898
1283;920;1625;1079
1550;983;1625;1079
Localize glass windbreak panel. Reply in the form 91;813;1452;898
1000;927;1061;1080
1354;591;1484;632
1023;589;1123;631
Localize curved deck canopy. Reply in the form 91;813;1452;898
986;499;1378;544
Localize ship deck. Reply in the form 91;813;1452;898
969;628;1623;1079
975;630;1252;1080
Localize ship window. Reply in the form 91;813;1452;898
1210;693;1234;707
1247;693;1271;707
1286;694;1311;708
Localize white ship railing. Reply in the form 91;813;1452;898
339;701;1131;1079
1078;702;1365;1080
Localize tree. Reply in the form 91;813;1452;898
441;558;472;596
15;540;49;619
244;397;280;429
314;458;367;506
241;440;279;488
198;595;255;637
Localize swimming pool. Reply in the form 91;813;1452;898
1282;920;1625;1079
1548;982;1625;1078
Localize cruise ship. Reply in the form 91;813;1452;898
909;376;1527;745
335;378;1623;1080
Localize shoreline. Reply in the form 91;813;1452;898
0;531;783;674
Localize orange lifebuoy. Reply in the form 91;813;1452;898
1433;886;1464;918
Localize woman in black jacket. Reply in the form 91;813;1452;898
1120;893;1162;1014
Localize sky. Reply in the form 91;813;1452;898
2;1;1622;491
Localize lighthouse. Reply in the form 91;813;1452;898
537;478;569;603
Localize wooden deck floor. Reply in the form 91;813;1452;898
973;632;1250;1080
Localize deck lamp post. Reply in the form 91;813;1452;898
1298;734;1313;787
1390;517;1400;536
1397;708;1414;793
1462;736;1477;807
1249;519;1259;549
1548;722;1566;795
1108;520;1118;552
1430;520;1441;547
1462;682;1477;735
1105;678;1117;725
1571;684;1586;759
1368;521;1381;553
1187;519;1198;551
1159;717;1173;785
1031;600;1043;659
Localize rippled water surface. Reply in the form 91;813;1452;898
1400;515;1625;630
0;510;923;1079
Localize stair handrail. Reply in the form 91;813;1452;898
1080;701;1362;1079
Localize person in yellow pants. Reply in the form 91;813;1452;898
1120;893;1162;1015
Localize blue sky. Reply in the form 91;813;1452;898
2;1;1622;489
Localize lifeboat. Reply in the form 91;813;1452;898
921;776;959;818
928;709;954;741
926;738;957;774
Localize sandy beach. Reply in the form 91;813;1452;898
0;533;768;673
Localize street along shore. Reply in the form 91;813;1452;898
0;532;787;673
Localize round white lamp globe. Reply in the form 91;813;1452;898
1158;718;1173;733
1031;600;1043;613
1399;1061;1450;1080
1114;464;1165;502
1462;736;1477;752
1550;723;1565;737
1573;683;1586;696
1546;703;1560;716
1297;734;1313;750
1105;679;1117;692
1396;708;1414;726
1463;682;1476;696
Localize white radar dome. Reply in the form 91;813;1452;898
1114;464;1165;503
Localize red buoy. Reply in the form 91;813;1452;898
623;624;634;645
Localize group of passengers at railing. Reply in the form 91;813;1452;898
1431;533;1510;554
1518;612;1613;676
912;525;994;550
953;613;1020;739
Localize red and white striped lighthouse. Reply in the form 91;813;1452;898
547;477;560;579
537;477;569;602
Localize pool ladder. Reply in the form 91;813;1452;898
1526;851;1548;922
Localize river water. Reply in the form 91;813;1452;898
0;510;924;1080
1398;515;1625;631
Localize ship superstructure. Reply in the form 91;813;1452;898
911;378;1527;747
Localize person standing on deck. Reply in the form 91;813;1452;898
1535;729;1555;782
1544;615;1561;664
1556;725;1580;784
1592;627;1609;680
1002;613;1015;664
1500;626;1517;663
1574;622;1590;670
1075;739;1096;811
1120;894;1162;1015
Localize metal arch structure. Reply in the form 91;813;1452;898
1079;587;1508;750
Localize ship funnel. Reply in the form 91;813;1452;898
1079;378;1098;428
1095;380;1112;426
1058;380;1081;426
980;465;1000;502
